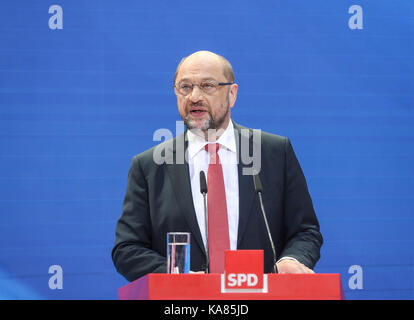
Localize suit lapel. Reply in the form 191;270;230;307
233;122;257;248
165;133;207;258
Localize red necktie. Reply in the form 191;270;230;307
205;143;230;273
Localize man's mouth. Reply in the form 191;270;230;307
189;108;207;117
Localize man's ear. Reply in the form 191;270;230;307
228;83;238;109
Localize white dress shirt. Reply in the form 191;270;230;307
187;120;239;251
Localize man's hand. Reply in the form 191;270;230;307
276;259;315;274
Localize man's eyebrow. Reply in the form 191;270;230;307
177;77;217;82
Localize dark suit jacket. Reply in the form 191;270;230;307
112;122;323;282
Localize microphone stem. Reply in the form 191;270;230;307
202;192;209;273
258;192;277;273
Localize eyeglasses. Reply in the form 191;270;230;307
173;80;234;96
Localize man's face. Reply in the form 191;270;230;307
174;53;238;135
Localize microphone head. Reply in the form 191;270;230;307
199;171;208;194
253;174;263;193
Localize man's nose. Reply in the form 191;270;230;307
189;85;203;102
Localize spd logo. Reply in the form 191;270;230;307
221;250;268;293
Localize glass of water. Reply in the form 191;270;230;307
167;232;191;274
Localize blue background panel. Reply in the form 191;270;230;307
0;0;413;299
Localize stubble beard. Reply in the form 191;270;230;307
183;98;230;135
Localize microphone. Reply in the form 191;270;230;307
199;171;209;273
253;174;278;273
200;170;207;194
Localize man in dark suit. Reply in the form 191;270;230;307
112;51;323;282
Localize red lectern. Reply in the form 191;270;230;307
118;250;344;300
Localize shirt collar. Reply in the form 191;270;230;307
187;120;237;160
